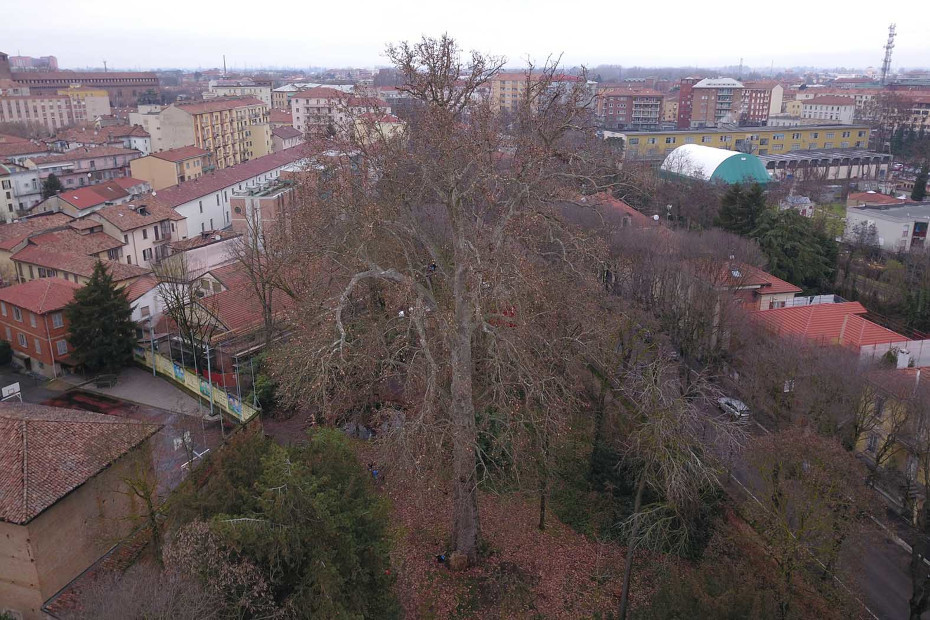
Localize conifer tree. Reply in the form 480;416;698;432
66;261;137;374
41;173;63;199
716;182;767;236
913;165;928;202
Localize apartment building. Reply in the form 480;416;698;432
615;124;873;161
290;88;389;134
230;176;295;239
147;146;306;237
740;81;783;125
596;87;664;131
207;78;273;106
0;162;44;221
662;98;679;123
800;96;856;124
130;98;271;169
271;126;303;151
0;94;86;133
0;279;80;377
130;145;214;190
22;146;141;190
90;201;187;267
51;124;151;155
677;77;744;128
33;177;151;217
488;72;588;114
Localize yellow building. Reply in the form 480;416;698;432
56;86;111;120
614;124;873;161
784;100;802;116
130;98;271;170
662;98;679;123
130;145;214;190
489;72;588;114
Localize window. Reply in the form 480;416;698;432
811;132;819;139
199;200;203;213
123;234;128;243
56;340;67;355
772;134;784;140
826;132;835;139
773;144;784;151
140;305;151;317
0;302;5;317
29;313;35;328
201;222;206;232
701;136;712;143
52;312;63;328
17;333;26;347
3;326;9;340
792;132;801;140
142;248;153;261
127;255;132;265
842;131;851;138
628;137;639;145
866;433;878;452
33;338;40;354
858;130;866;137
646;137;657;145
665;137;675;144
824;142;833;149
12;307;21;322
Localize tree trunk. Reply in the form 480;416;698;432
450;231;479;566
538;427;550;531
619;473;646;620
588;378;607;481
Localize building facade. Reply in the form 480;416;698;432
615;124;873;161
129;145;214;190
800;96;856;124
207;78;273;107
596;87;663;131
0;279;80;376
23;146;142;190
0;94;86;133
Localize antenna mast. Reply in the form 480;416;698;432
880;24;896;85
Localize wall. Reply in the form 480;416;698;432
0;520;43;619
0;302;70;377
28;444;153;605
129;155;178;191
130;107;195;154
845;209;915;252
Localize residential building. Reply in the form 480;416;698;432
147;146;306;237
845;198;930;252
230;176;296;239
129;146;214;190
740;81;783;125
8;54;58;71
488;72;588;114
50;124;151;155
800;96;856;124
661;98;679;123
56;86;110;120
614;124;873;161
269;108;293;127
21;146;141;191
90;201;187;267
1;162;43;221
721;263;802;310
166;229;241;277
270;83;345;109
596;87;664;131
754;299;907;350
130;98;271;169
0;140;51;165
290;88;390;134
271;125;303;152
32;177;151;217
678;77;744;128
207;78;273;106
759;149;891;182
0;279;83;376
1;51;160;107
0;402;157;618
0;94;87;133
0;213;74;283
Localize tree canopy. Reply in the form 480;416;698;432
716;182;767;237
41;173;63;200
65;261;136;373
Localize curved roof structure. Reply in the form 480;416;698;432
660;144;770;184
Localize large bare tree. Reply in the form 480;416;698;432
269;35;620;566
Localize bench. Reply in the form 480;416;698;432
95;374;118;388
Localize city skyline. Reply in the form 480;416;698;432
3;0;929;72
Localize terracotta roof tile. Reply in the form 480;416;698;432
753;301;906;348
0;213;74;251
150;145;210;163
145;146;305;209
29;146;139;165
803;96;858;106
0;403;158;524
29;229;124;254
123;274;159;302
0;141;51;159
175;97;266;114
11;246;149;281
92;201;183;231
55;181;132;210
271;126;302;140
270;109;292;124
0;278;81;314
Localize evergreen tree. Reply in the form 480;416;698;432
65;261;137;374
716;182;767;236
751;209;834;293
913;165;929;202
40;173;63;199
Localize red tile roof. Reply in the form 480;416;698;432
175;97;267;114
13;70;157;80
150;145;210;163
55;181;132;210
146;146;305;209
588;192;651;226
271;125;302;140
92;201;184;231
0;278;81;314
110;177;150;192
0;133;28;144
53;124;150;144
754;301;907;348
270;109;292;124
803;96;858;106
29;229;124;254
29;146;139;165
123;274;159;302
0;141;50;159
0;403;158;524
0;213;74;251
169;229;239;252
11;246;149;281
848;192;909;206
292;87;348;100
729;263;802;295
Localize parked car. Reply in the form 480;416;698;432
718;396;750;423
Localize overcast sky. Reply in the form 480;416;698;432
2;0;928;72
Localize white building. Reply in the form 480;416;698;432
800;96;856;125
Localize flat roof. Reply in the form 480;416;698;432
620;124;870;136
849;203;930;221
758;149;891;164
